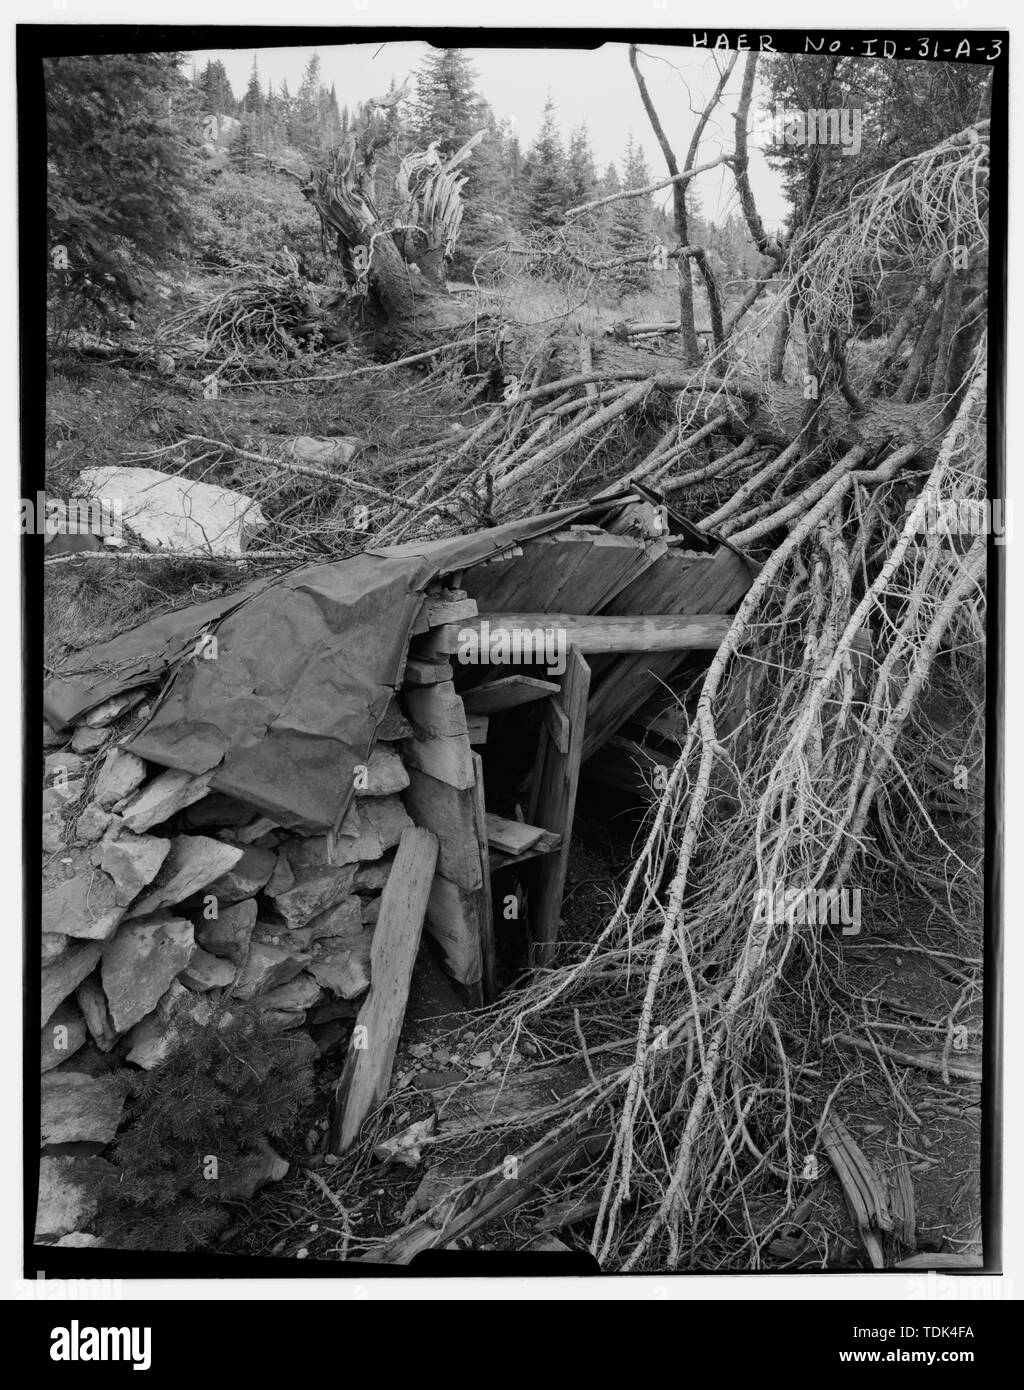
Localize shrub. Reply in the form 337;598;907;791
86;1003;316;1252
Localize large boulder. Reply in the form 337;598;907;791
78;465;267;558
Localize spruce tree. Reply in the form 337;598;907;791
45;52;200;306
292;52;324;152
522;93;570;228
610;136;655;294
196;59;235;115
243;54;263;115
411;46;479;156
566;122;598;206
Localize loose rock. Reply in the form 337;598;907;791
101;914;196;1032
93;748;147;809
41;1070;127;1146
120;767;215;834
41;999;87;1074
127;834;243;917
95;827;171;905
195;898;257;965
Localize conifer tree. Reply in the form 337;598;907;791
196;59;235;115
566;122;598;206
411;46;479;156
242;54;263;115
522;93;570;228
609;136;655;293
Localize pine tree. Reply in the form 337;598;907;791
411;47;479;156
229;114;259;170
243;54;263;115
46;52;201;306
522;93;570;228
325;82;342;144
566;122;598;206
610;136;655;294
196;59;235;115
292;52;324;152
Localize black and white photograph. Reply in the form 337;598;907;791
12;1;1018;1329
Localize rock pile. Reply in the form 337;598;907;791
37;692;417;1243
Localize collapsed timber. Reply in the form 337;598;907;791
330;124;989;1268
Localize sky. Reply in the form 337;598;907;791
188;41;788;229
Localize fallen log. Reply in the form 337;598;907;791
441;612;732;657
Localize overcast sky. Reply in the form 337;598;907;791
188;41;788;229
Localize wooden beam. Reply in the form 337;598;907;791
470;753;496;1003
462;675;559;715
330;826;438;1153
543;698;570;753
435;612;730;657
486;814;561;858
528;647;590;967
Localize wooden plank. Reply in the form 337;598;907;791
330;826;438;1153
485;814;560;858
470;753;496;1003
463;533;657;615
581;546;753;759
543;698;570;753
462;675;559;715
442;612;730;656
528;647;590;967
